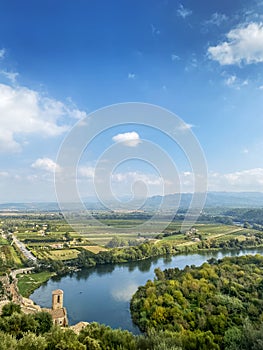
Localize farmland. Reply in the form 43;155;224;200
1;211;263;270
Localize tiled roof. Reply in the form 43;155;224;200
50;308;66;319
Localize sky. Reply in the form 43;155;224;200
0;0;263;202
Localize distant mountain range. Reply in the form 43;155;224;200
0;192;263;212
144;192;263;210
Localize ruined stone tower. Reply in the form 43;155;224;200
52;289;64;310
44;289;68;326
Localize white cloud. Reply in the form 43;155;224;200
208;22;263;65
223;73;249;89
151;24;160;36
224;75;237;86
0;70;19;84
112;131;141;147
0;48;6;59
204;13;228;27
31;158;60;173
0;83;87;153
128;73;135;79
259;85;263;89
112;171;163;186
68;109;87;120
176;122;194;131
179;168;263;192
78;166;95;179
209;168;263;191
171;54;180;61
177;4;192;19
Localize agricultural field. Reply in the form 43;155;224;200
82;246;108;254
0;244;23;274
1;213;263;266
46;249;80;261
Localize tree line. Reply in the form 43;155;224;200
130;254;263;349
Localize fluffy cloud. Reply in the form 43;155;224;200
112;171;163;186
112;131;141;147
209;168;263;191
177;4;192;19
31;158;60;173
179;168;263;192
208;22;263;65
0;83;87;153
78;166;95;178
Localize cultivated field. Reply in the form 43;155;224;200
1;213;263;266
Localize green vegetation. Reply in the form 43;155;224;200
130;254;263;349
2;213;263;348
17;271;54;297
47;249;80;261
1;298;263;349
2;212;263;281
0;245;23;275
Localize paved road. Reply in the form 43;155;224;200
10;233;37;262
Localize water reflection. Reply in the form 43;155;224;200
31;248;263;333
111;282;138;302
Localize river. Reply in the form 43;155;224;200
30;248;263;333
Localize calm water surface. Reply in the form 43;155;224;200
30;248;263;333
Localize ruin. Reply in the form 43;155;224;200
43;289;68;326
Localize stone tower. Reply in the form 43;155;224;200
52;289;63;310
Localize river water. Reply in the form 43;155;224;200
30;248;263;333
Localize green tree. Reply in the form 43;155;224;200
34;312;53;335
45;327;85;350
0;331;17;350
17;333;46;350
1;302;21;316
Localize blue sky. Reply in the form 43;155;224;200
0;0;263;201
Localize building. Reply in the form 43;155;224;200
44;289;68;326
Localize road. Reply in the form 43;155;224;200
10;233;37;263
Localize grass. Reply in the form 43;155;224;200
0;237;8;245
17;271;54;297
9;246;23;265
48;249;80;260
83;245;108;254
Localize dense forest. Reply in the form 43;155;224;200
0;301;221;350
130;254;263;349
223;208;263;227
3;256;263;349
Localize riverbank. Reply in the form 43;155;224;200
18;242;263;299
30;247;263;331
17;271;55;297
